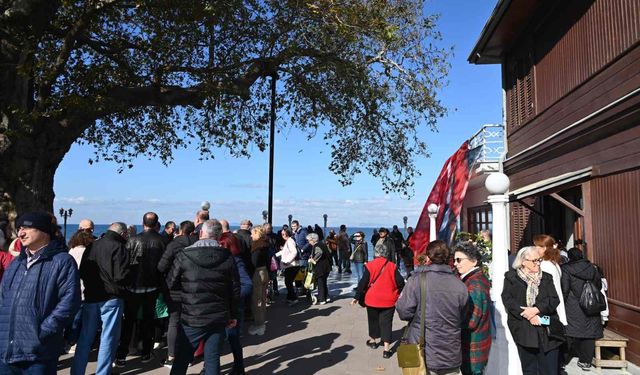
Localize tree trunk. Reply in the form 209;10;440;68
0;121;73;236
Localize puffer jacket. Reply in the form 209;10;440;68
126;230;166;289
157;234;196;303
396;264;469;370
561;259;604;339
167;239;240;327
0;242;81;363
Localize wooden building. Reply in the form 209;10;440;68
469;0;640;364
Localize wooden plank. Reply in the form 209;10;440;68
604;329;630;341
549;192;585;216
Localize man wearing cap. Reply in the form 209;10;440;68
0;212;81;373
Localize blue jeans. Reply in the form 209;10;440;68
353;262;365;282
71;298;124;375
171;323;225;375
0;360;57;375
226;303;245;371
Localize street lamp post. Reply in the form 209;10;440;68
403;216;408;233
58;208;73;242
262;210;268;224
323;214;328;232
288;214;292;228
484;172;521;375
427;203;438;242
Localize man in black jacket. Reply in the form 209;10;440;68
157;220;196;367
167;219;240;375
115;212;166;366
72;222;130;375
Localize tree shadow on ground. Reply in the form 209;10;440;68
226;332;354;375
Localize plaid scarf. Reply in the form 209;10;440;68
517;268;542;307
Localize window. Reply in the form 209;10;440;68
467;205;492;234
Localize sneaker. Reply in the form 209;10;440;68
319;301;327;305
162;358;174;368
577;362;592;371
140;354;153;363
256;324;265;336
113;359;126;368
247;325;258;336
325;297;331;302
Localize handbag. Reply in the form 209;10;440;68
397;272;428;373
357;260;389;307
546;316;566;342
269;256;279;272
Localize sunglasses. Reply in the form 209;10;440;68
454;257;469;263
525;258;543;264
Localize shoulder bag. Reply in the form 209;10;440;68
397;272;428;373
357;260;389;307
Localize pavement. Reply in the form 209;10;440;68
58;270;640;375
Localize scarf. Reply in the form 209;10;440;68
517;268;542;307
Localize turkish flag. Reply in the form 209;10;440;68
409;141;476;260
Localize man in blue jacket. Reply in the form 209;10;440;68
0;212;81;374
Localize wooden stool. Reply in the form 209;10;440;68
595;329;628;372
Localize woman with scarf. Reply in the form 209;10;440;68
502;246;564;375
453;242;492;375
350;232;368;283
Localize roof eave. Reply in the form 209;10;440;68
468;0;513;65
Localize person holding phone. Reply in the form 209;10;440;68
502;246;564;375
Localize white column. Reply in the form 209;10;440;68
485;173;522;375
428;203;438;241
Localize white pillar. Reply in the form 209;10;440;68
485;173;522;375
427;203;438;241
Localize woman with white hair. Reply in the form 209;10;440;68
307;233;332;304
502;246;565;375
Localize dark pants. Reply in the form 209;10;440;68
0;360;57;375
331;251;339;268
226;302;246;372
568;337;596;364
366;307;395;343
117;290;157;359
338;250;350;272
316;275;328;302
284;267;299;301
516;345;559;375
166;300;181;357
171;323;225;375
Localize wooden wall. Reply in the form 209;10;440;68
590;169;640;364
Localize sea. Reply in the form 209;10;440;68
90;224;410;239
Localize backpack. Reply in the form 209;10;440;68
579;272;607;316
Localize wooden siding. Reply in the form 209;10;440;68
534;0;640;113
590;169;640;364
509;197;543;252
506;41;640;160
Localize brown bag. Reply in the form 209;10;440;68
397;273;428;374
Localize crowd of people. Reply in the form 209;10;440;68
0;210;609;375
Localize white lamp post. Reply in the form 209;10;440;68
427;203;438;241
484;172;521;374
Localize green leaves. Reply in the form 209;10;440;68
4;0;451;196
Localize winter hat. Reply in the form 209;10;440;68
16;212;55;236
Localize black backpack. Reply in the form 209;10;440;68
579;267;607;316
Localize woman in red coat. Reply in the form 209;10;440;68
351;228;405;359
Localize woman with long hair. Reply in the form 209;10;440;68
248;225;269;336
533;235;567;327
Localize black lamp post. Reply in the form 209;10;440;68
59;207;73;241
403;216;408;233
288;214;292;228
323;214;328;232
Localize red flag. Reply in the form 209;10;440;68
409;141;476;260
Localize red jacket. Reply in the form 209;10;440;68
0;251;14;281
363;257;404;308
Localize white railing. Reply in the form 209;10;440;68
469;124;505;163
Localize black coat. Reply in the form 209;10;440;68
157;235;196;303
167;241;240;328
81;230;131;302
561;259;604;339
311;242;332;277
502;270;564;352
235;229;254;276
126;230;166;289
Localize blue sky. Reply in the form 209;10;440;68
53;0;502;228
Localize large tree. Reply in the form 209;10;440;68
0;0;450;223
